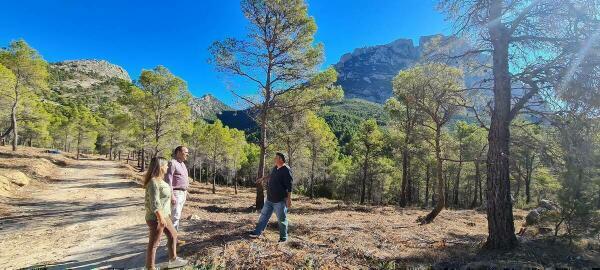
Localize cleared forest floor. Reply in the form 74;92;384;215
179;183;600;269
0;147;598;269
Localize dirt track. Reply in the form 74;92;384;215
0;159;165;269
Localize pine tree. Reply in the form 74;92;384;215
138;66;192;158
350;119;383;205
209;0;341;210
438;0;600;249
391;63;464;223
0;40;49;151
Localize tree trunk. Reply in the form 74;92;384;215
412;180;418;205
514;168;523;200
212;157;217;194
431;169;437;206
343;174;349;202
485;0;518;249
368;170;374;203
400;149;410;207
109;135;114;161
76;133;81;160
422;126;444;224
453;160;462;207
234;160;238;195
407;163;413;204
310;147;316;199
285;139;294;168
256;104;268;211
424;163;430;207
444;170;450;207
189;164;195;181
597;186;600;209
524;175;531;204
11;97;18;152
466;166;472;207
360;148;370;205
525;154;535;204
471;160;481;208
0;125;13;141
200;161;204;183
141;149;145;172
234;175;238;194
479;161;484;205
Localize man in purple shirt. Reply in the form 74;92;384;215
165;146;189;234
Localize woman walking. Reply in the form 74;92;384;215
144;157;188;269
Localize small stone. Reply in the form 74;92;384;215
526;209;542;225
539;199;558;211
187;214;200;220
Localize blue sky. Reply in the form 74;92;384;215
0;0;449;108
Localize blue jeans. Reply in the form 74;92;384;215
253;200;288;240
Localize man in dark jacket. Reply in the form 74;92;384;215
249;152;293;242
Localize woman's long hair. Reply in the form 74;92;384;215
143;157;168;188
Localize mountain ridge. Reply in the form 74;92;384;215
334;34;475;103
48;59;232;120
190;94;234;121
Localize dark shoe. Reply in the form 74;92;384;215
249;231;260;238
278;238;287;243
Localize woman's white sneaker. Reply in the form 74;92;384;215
168;256;189;267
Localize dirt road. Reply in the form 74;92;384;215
0;159;166;269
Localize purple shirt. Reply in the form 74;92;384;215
165;159;189;190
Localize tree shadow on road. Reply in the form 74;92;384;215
25;223;157;269
76;180;139;189
0;197;142;231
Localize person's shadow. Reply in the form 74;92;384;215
28;245;178;269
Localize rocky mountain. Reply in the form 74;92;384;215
48;60;237;121
334;34;481;103
49;60;132;108
51;59;131;88
190;94;233;121
335;39;418;103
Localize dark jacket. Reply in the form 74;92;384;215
266;165;293;203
